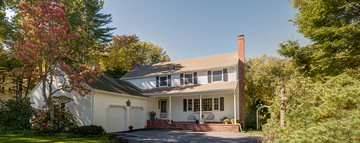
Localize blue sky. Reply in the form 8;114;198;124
101;0;310;61
6;0;309;61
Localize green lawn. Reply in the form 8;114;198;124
0;134;109;143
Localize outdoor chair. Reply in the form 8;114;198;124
205;113;215;121
187;114;196;120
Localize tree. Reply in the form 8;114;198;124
244;55;295;129
135;41;170;66
102;66;127;79
262;74;360;142
278;0;360;78
11;0;101;123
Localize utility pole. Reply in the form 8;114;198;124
280;88;287;128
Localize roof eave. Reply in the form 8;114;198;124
143;88;236;96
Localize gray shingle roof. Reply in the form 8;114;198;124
87;75;146;97
122;52;238;79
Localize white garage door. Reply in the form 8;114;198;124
130;107;143;129
106;106;125;132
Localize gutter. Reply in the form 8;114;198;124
121;64;238;80
94;89;150;99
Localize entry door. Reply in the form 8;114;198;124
160;100;167;118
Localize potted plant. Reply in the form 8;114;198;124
230;118;235;124
223;119;229;124
150;111;156;120
220;117;228;124
193;117;199;124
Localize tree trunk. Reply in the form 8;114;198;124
24;77;32;99
18;80;22;100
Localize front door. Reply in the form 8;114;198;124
160;100;167;118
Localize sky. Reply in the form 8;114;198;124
100;0;310;61
5;0;310;61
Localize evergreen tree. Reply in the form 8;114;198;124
278;0;360;79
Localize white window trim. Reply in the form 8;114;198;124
212;70;223;83
159;76;168;87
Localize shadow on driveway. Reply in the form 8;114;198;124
112;129;261;143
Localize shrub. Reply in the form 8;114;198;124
70;125;105;137
262;74;360;142
32;105;76;135
0;99;36;132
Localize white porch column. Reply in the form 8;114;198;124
169;96;172;124
234;91;237;124
200;94;202;124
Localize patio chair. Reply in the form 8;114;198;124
187;114;196;120
205;113;215;121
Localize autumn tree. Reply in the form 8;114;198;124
11;0;101;123
278;0;360;79
244;55;295;129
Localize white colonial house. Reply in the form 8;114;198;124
29;35;246;133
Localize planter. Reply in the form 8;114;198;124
230;121;234;124
222;121;228;124
150;114;155;120
196;120;199;124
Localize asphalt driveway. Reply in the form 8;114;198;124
112;129;261;143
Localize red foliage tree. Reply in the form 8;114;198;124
10;0;101;123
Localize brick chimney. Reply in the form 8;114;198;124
238;35;246;126
131;61;139;70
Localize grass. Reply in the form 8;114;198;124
243;129;263;135
0;133;109;143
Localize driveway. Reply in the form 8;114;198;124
112;129;261;143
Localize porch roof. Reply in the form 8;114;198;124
142;81;238;95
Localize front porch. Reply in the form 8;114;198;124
147;120;240;132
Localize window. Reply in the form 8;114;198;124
202;98;212;111
160;76;167;86
214;98;219;110
188;99;192;111
185;74;192;84
194;99;200;112
183;99;187;112
213;70;222;82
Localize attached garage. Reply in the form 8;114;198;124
106;106;126;132
130;107;143;129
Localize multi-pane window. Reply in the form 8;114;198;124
213;70;222;82
194;99;200;112
202;98;212;111
185;74;192;84
188;99;192;111
214;98;219;110
160;76;167;86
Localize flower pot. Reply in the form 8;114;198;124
196;120;199;124
150;114;155;120
230;121;234;124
